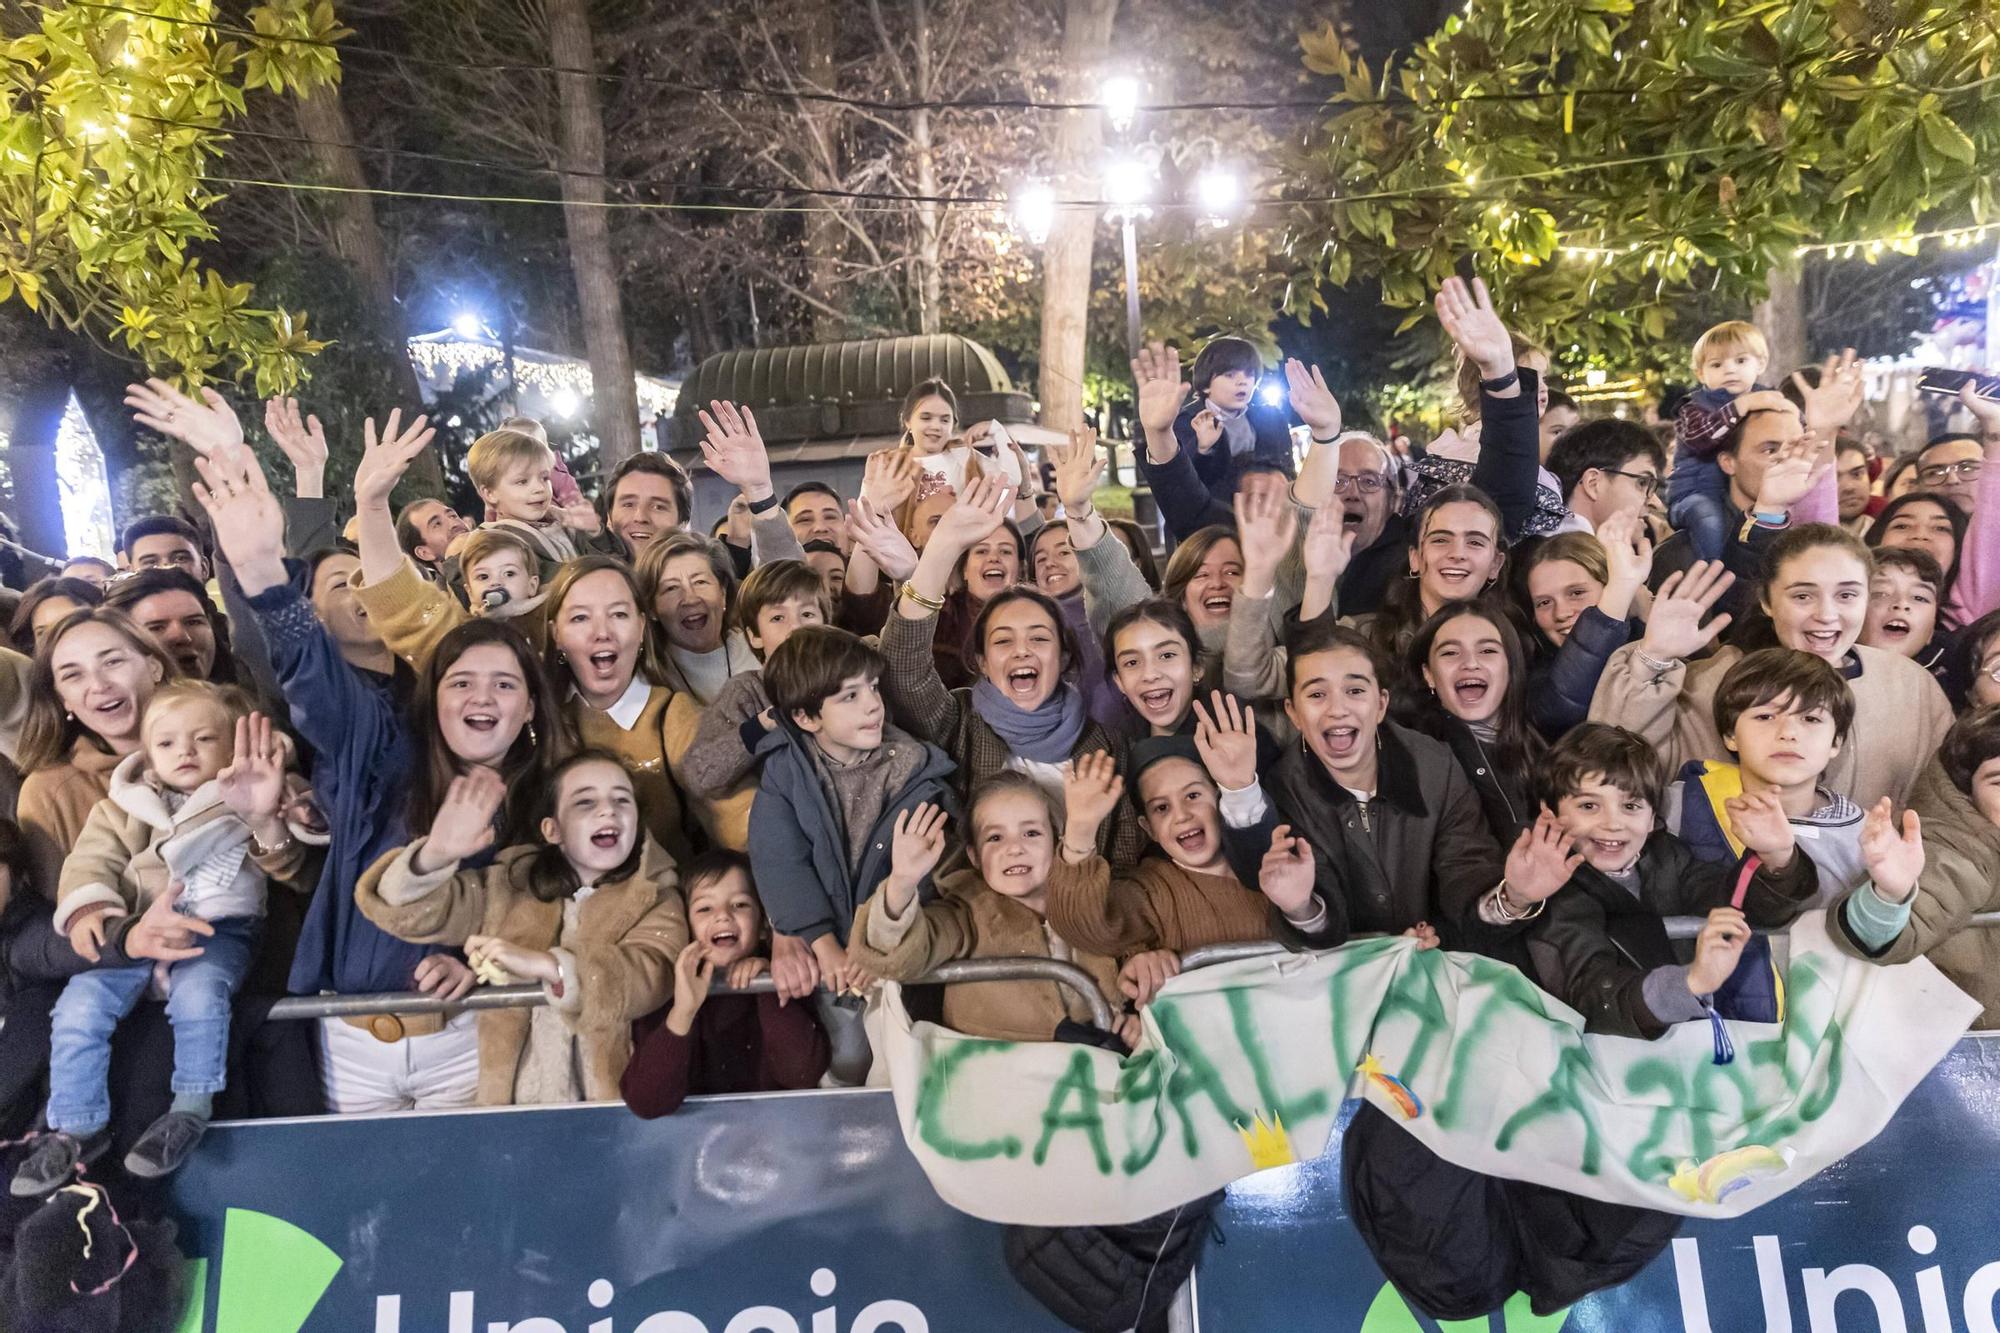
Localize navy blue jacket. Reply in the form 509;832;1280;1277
1177;399;1297;496
245;569;440;996
747;722;959;948
1529;608;1640;738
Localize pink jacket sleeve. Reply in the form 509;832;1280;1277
1950;453;2000;626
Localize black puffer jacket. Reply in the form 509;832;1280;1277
1004;1191;1223;1333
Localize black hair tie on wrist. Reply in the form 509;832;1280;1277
1479;369;1520;393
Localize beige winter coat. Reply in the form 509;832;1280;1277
355;836;687;1105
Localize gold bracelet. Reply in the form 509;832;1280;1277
899;581;945;613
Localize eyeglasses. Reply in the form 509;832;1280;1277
1603;468;1661;498
1981;657;2000;685
1919;460;1984;485
1333;472;1388;495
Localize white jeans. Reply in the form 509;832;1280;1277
317;1012;480;1114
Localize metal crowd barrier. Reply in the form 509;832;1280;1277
265;955;1119;1032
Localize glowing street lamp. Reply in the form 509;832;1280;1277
548;387;582;419
1010;181;1056;246
1103;156;1154;359
451;311;485;340
1195;166;1243;227
1100;75;1141;133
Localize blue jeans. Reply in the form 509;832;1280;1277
45;916;259;1135
1667;448;1733;563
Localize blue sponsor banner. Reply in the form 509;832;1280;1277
167;1036;2000;1332
1197;1033;2000;1331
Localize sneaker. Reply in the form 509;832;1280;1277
9;1130;110;1197
123;1111;209;1180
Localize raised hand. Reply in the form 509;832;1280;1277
1959;381;2000;441
190;444;286;592
1062;751;1127;837
1191;692;1258;792
1503;808;1585;905
1052;427;1107;516
1283;357;1342;436
557;497;603;535
1597;510;1654;590
1687;906;1751;995
1300;500;1358;586
1118;949;1182;1007
926;473;1013;557
1131;342;1191;439
1859;797;1924;903
889;802;950;891
1752;435;1831;512
665;939;717;1034
1191;407;1222;453
126;378;245;457
1233;481;1297;595
419;769;506;869
847;497;920;582
1639;561;1736;662
697;400;775;502
355;408;436;510
861;448;923;513
264;396;328;496
1724;789;1797;869
1435;275;1514;380
216;712;287;827
1792;349;1864;434
1258;824;1317;919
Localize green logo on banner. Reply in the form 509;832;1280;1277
174;1209;342;1333
1357;1284;1570;1332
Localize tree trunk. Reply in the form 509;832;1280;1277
292;82;443;495
1036;0;1118;435
7;373;70;561
547;0;643;471
1754;264;1810;377
799;0;848;340
909;0;942;335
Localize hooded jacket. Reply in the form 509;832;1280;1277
355;835;685;1105
54;751;312;934
747;719;958;947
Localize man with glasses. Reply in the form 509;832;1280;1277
1321;433;1408;617
1916;434;1987;515
1544;420;1667;536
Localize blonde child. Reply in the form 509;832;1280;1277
848;775;1145;1049
355;751;686;1105
620;850;830;1117
1669;320;1771;561
465;426;606;578
14;689;309;1193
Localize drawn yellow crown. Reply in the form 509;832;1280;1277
1235;1112;1297;1170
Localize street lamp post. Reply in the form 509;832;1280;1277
1102;154;1152;361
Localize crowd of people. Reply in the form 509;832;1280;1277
2;272;1999;1325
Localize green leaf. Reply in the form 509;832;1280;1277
1920;113;1977;164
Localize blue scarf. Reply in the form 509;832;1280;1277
971;679;1087;763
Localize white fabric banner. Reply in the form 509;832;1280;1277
875;915;1977;1227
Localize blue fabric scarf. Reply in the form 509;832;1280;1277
971;679;1087;763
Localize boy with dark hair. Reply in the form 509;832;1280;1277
1862;546;1947;672
782;482;848;553
1662;647;1865;903
118;516;207;582
1520;722;1820;1039
1829;705;2000;1026
1178;336;1297;497
1544;420;1666;534
750;626;957;1080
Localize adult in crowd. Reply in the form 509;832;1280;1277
101;568;237;685
117;516;207;581
600;451;693;555
8;578;104;657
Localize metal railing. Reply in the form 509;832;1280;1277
265;955;1118;1033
